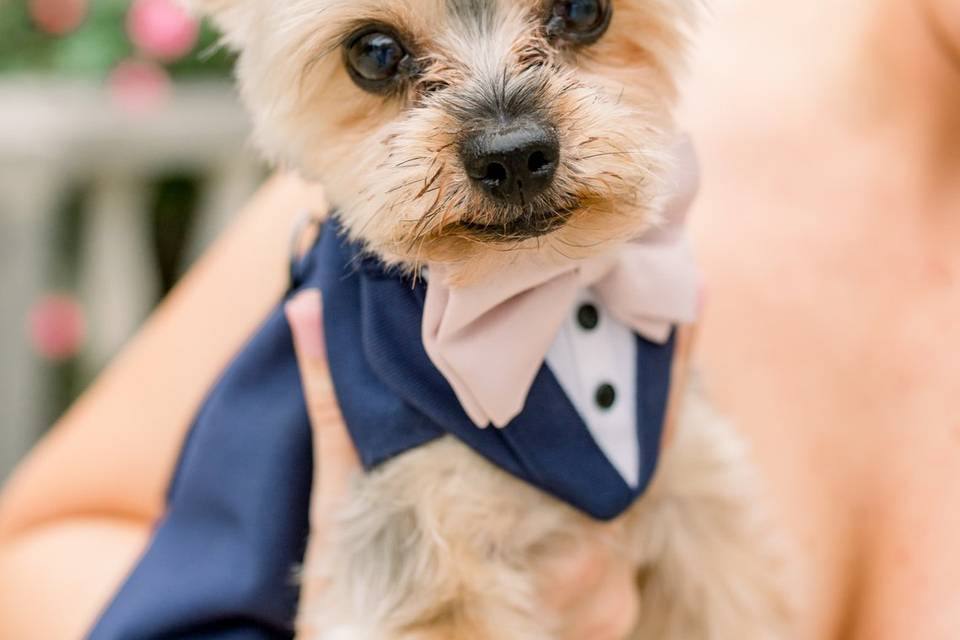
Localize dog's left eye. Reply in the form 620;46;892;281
345;30;409;91
547;0;611;44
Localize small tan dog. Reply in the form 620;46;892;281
187;1;792;637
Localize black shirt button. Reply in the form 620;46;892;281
595;383;616;410
577;303;600;330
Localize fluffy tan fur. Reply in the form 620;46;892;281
185;0;794;637
296;384;793;639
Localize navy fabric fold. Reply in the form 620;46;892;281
89;215;675;640
88;293;313;639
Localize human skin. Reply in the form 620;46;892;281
927;0;960;58
685;0;960;638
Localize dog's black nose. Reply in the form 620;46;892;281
460;122;559;206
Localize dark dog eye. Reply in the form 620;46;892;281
345;30;408;91
547;0;611;44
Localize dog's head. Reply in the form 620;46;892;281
193;0;696;280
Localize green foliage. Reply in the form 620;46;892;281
0;0;234;77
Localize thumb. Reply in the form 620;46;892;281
285;289;360;524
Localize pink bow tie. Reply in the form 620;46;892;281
422;137;701;428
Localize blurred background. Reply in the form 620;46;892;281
0;0;265;480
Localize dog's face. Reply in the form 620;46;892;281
195;0;695;280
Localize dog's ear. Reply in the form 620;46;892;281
180;0;253;48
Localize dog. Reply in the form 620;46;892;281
186;1;793;637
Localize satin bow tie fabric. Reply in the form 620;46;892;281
423;135;700;428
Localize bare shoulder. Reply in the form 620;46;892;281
681;4;960;638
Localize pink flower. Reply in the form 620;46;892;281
27;293;86;361
127;0;200;62
108;58;172;115
29;0;88;36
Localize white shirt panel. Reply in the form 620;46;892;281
545;291;640;487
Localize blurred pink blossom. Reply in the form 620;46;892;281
127;0;200;62
27;293;86;361
28;0;89;36
108;58;172;114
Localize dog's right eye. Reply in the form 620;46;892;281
345;30;409;92
546;0;611;44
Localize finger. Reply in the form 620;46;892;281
285;290;361;521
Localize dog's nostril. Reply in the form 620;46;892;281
483;162;508;186
527;150;552;174
459;121;558;205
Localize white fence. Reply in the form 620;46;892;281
0;78;262;479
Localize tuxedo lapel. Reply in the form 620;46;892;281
633;331;676;494
495;364;637;519
313;223;443;469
